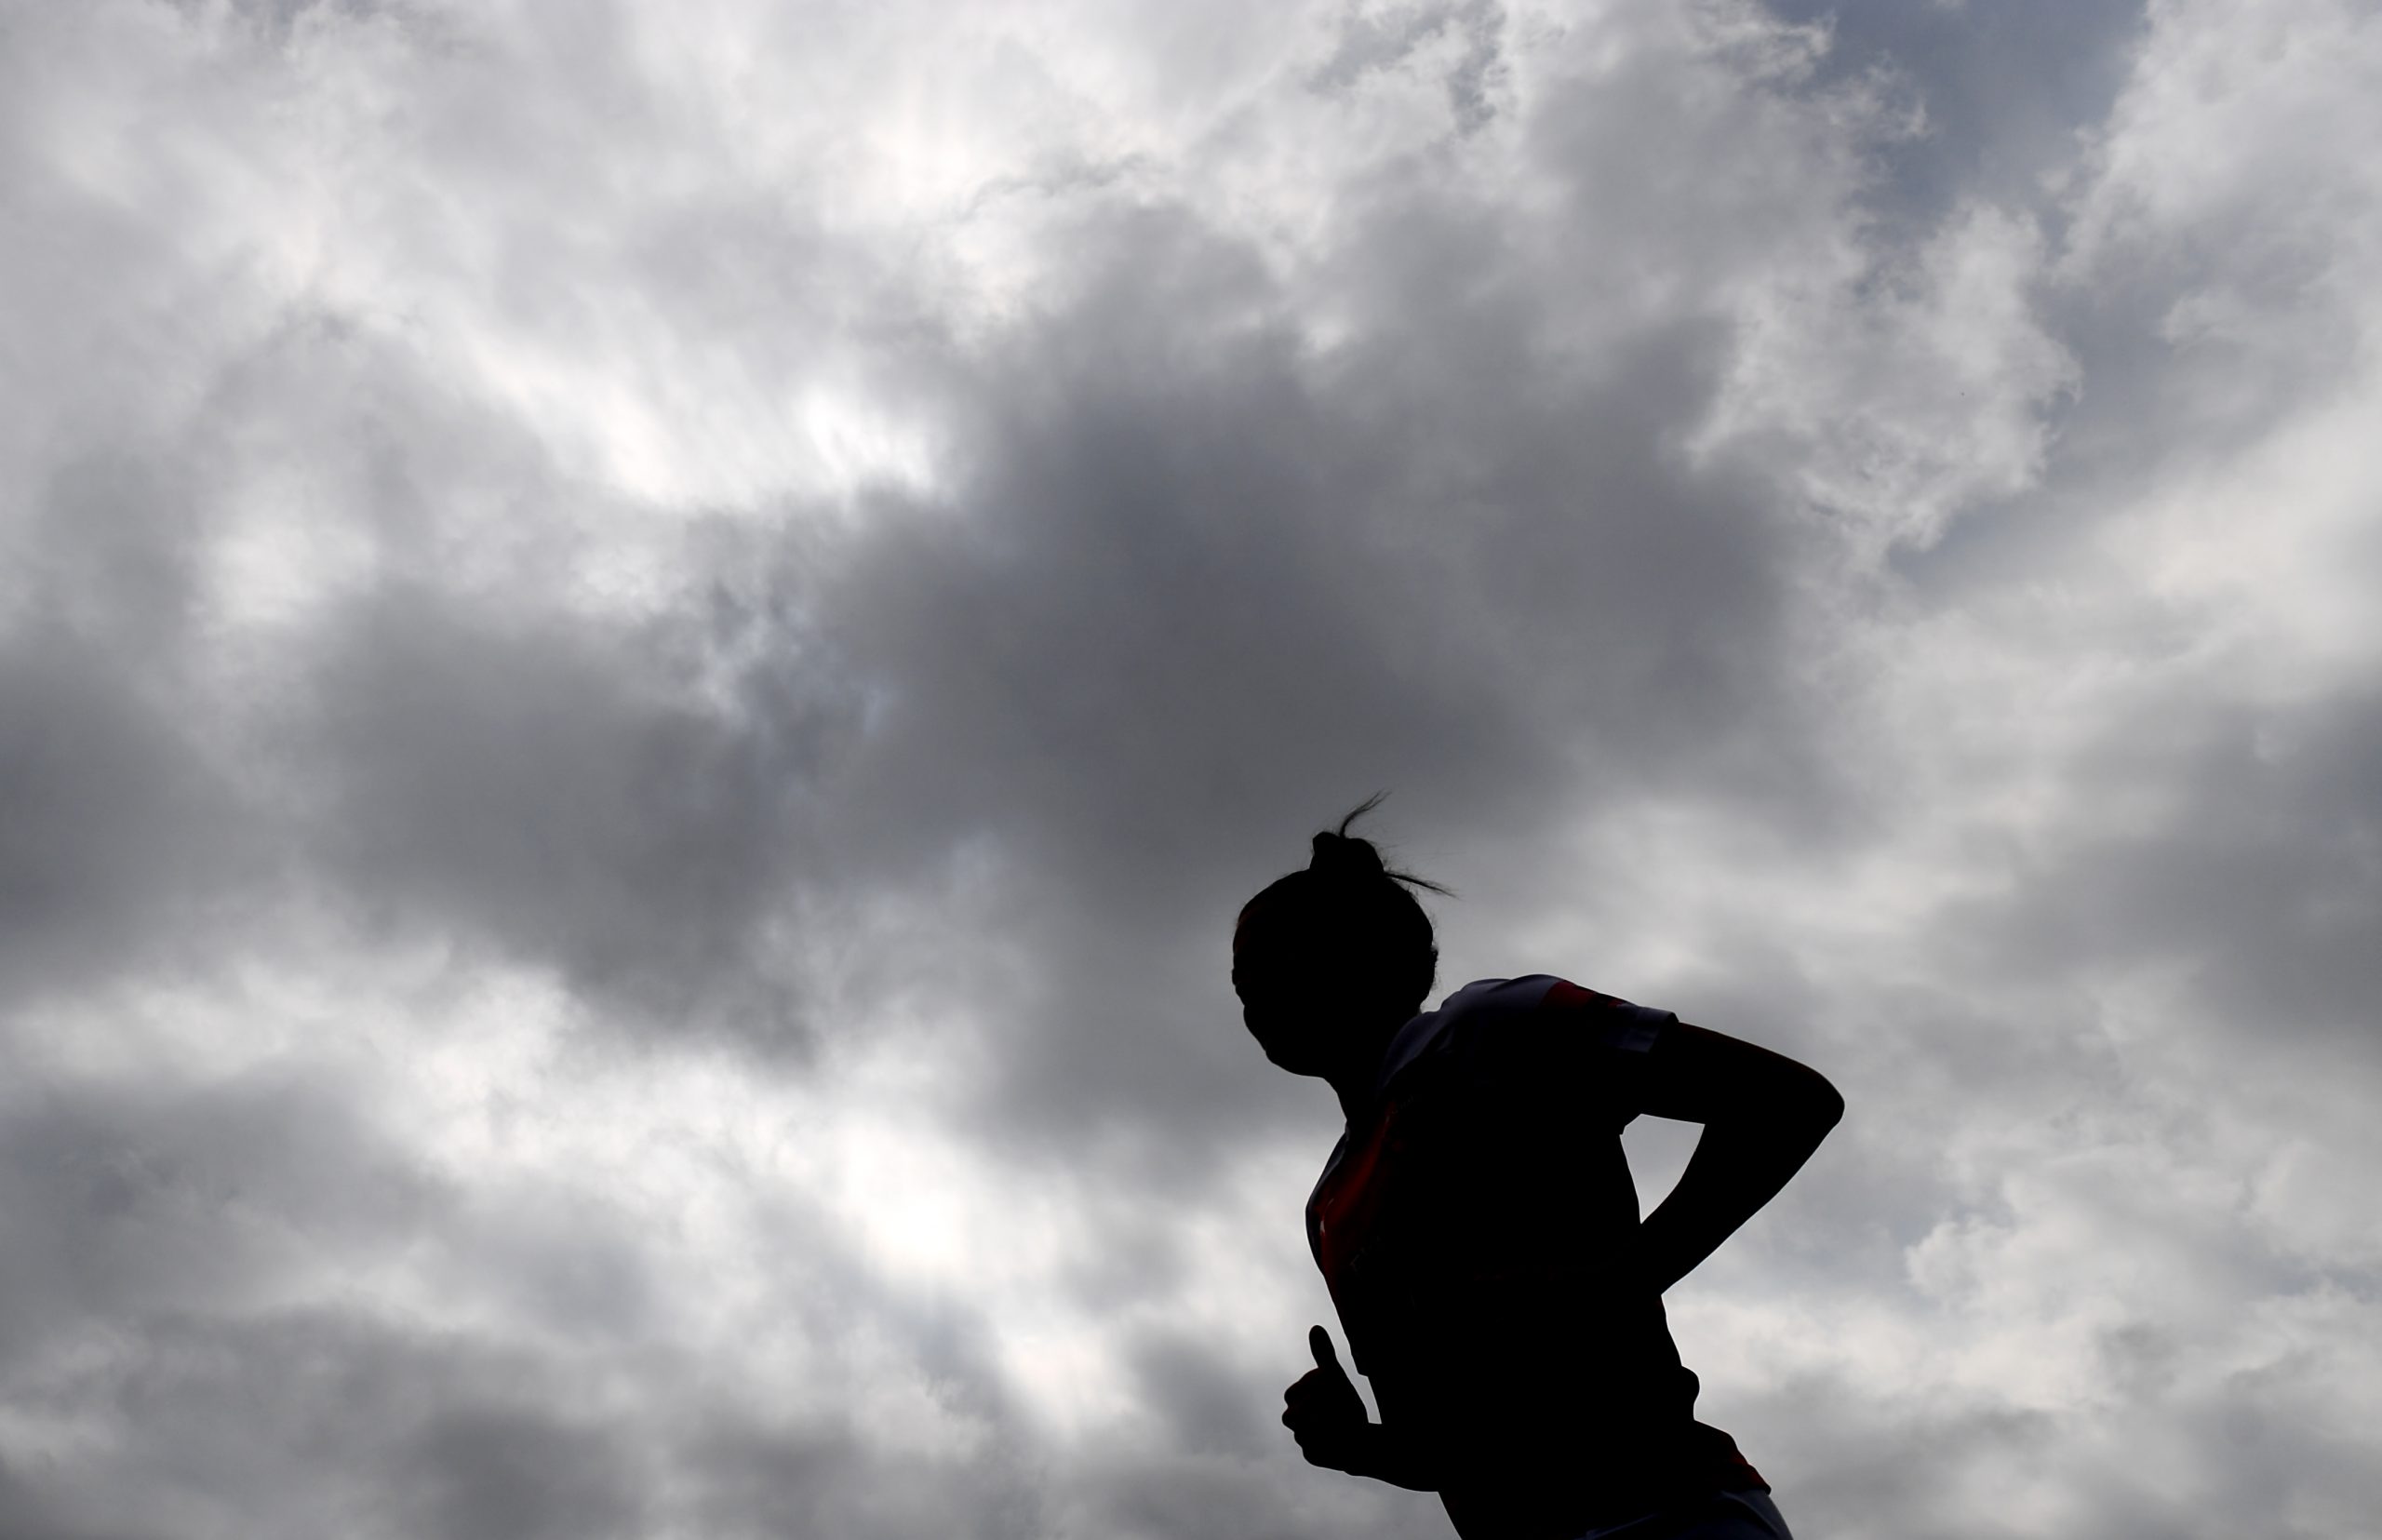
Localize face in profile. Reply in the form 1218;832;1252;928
1232;918;1348;1077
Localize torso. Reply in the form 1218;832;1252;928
1305;975;1765;1539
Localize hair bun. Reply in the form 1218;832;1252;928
1310;830;1385;879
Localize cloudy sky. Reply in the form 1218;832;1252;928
4;1;2379;1535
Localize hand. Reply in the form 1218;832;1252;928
1281;1324;1370;1470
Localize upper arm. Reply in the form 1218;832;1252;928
1630;1020;1845;1128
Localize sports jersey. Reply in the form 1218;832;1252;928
1305;975;1767;1539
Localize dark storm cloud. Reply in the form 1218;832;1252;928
397;1404;645;1540
0;452;261;1004
792;194;1840;1154
292;566;863;1044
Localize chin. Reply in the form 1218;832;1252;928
1253;1032;1332;1078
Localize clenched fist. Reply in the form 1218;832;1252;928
1281;1325;1370;1470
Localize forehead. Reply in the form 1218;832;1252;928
1233;898;1291;949
1234;883;1357;963
1232;910;1333;968
1231;911;1279;965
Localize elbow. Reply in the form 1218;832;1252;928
1810;1074;1846;1132
1789;1068;1844;1133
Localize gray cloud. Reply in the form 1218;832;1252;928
1771;0;2149;222
290;565;862;1044
1966;687;2382;1054
1309;1;1511;135
397;1404;646;1540
0;450;261;1004
0;1065;439;1380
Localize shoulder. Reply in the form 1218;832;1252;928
1439;974;1678;1080
1534;977;1677;1052
1386;978;1546;1074
1386;977;1679;1096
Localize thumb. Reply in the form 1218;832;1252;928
1308;1324;1345;1376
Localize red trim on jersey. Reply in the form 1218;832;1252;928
1313;1098;1410;1344
1541;977;1627;1012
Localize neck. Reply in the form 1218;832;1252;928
1324;1011;1411;1124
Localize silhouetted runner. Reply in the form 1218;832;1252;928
1234;797;1843;1540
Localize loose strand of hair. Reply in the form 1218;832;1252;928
1327;790;1457;900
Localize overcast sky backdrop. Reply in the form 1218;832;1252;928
3;1;2378;1536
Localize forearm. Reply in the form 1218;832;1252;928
1637;1101;1840;1293
1339;1419;1444;1492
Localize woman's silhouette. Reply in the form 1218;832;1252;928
1235;796;1841;1540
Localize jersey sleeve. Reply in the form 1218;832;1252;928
1456;976;1673;1123
1537;978;1675;1054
